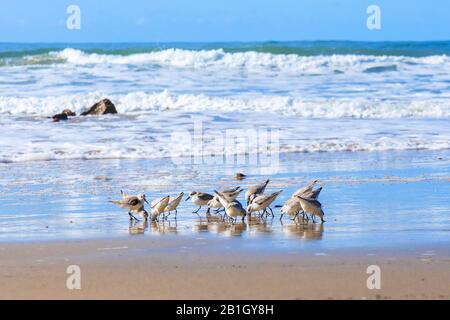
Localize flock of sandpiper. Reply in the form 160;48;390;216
111;179;325;224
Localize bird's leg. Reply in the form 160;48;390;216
129;212;139;221
164;211;170;220
193;206;201;214
174;209;177;220
279;213;284;221
311;215;316;223
303;212;308;221
268;207;274;217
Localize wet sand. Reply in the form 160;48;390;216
1;150;449;299
1;236;449;300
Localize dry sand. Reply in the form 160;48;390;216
1;236;449;300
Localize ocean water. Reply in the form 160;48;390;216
0;42;449;245
0;41;450;163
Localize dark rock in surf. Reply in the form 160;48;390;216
52;113;68;122
51;109;76;122
62;109;76;116
235;172;246;180
80;99;118;116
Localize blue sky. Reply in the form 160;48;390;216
0;0;449;42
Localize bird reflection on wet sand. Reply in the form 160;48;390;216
130;214;325;240
150;220;178;235
129;220;148;235
281;220;324;240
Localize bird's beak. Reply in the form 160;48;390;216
185;196;191;201
144;198;150;205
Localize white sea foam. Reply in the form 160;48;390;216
2;49;449;102
0;48;449;163
48;48;450;72
1;91;449;119
1;104;449;163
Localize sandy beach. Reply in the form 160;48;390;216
1;236;449;300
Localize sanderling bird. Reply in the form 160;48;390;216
111;191;149;221
207;187;242;213
295;196;325;224
279;185;323;221
163;192;184;219
245;179;270;205
214;190;246;224
279;197;303;221
293;180;318;197
247;190;282;218
150;195;170;221
186;191;214;215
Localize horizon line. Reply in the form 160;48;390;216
1;39;450;45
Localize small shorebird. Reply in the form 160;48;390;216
293;180;318;197
279;197;303;221
247;190;282;218
150;195;170;221
278;184;322;220
214;190;246;224
295;196;325;224
245;179;270;205
163;192;184;219
111;191;149;221
186;191;214;215
207;187;242;213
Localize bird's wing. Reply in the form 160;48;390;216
151;197;166;208
299;196;322;207
252;195;268;205
198;193;214;201
222;186;241;193
257;179;270;193
169;193;184;206
285;197;299;206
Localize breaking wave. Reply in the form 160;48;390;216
0;91;449;119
